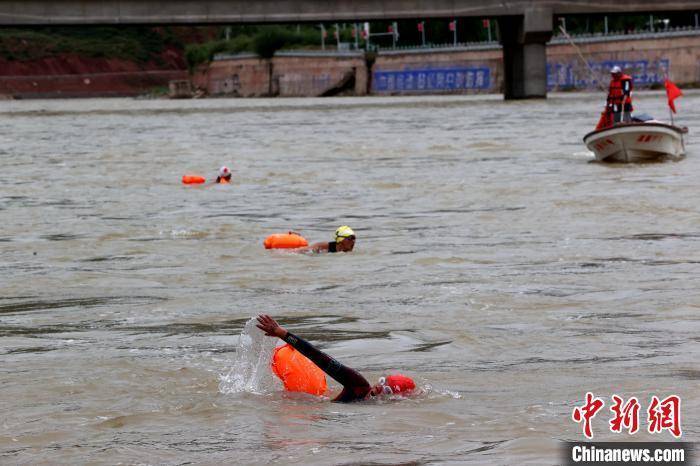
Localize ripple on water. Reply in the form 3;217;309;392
0;295;166;316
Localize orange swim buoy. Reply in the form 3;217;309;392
263;232;308;249
182;174;206;184
271;344;327;395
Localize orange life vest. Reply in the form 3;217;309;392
607;74;634;110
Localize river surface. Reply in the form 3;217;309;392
1;92;699;465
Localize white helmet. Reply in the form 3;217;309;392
219;166;231;177
610;66;622;74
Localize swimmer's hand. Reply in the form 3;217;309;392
256;314;288;339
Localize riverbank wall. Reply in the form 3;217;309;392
197;29;700;97
192;50;367;97
547;30;700;91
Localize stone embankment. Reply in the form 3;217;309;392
197;30;700;97
192;51;368;97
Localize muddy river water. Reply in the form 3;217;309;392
1;92;699;464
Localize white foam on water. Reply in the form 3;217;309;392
218;318;279;394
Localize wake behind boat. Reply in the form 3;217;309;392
583;120;687;163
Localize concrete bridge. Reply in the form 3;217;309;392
3;1;700;99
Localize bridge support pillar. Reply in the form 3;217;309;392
499;7;553;99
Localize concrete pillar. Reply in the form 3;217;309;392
498;7;553;99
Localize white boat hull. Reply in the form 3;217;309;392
583;123;686;163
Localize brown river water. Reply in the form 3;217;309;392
1;92;699;464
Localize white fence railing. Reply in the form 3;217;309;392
376;25;700;53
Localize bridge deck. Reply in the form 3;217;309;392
1;1;700;25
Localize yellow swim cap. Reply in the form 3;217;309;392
335;226;355;243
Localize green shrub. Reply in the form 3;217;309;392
252;27;296;58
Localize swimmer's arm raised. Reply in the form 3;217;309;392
256;314;370;391
256;314;288;339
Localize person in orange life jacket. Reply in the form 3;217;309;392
215;166;232;184
606;66;633;124
256;314;416;402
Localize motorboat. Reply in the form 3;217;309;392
583;119;687;163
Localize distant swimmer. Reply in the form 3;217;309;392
215;166;232;184
299;225;356;253
256;314;416;402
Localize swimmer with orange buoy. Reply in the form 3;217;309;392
256;314;416;402
182;165;232;185
263;226;356;253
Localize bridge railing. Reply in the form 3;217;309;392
213;49;365;61
549;24;700;44
374;25;700;53
211;25;700;59
376;41;500;53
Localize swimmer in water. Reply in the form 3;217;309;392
256;314;415;402
215;166;232;184
298;225;356;253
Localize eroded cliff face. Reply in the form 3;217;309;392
0;26;213;98
0;48;188;98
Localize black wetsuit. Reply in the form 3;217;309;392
327;242;337;253
282;332;371;402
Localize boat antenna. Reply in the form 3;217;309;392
557;25;607;92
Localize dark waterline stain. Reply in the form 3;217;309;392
669;369;700;380
0;296;166;315
0;97;499;119
341;461;423;466
4;346;56;354
40;234;84;241
574;312;650;320
81;255;135;263
0;324;99;337
474;352;675;371
608;233;700;241
119;315;390;344
411;340;452;352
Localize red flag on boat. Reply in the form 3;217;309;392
595;111;612;130
665;79;683;113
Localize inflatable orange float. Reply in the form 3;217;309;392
263;232;308;249
271;344;327;395
182;174;206;184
